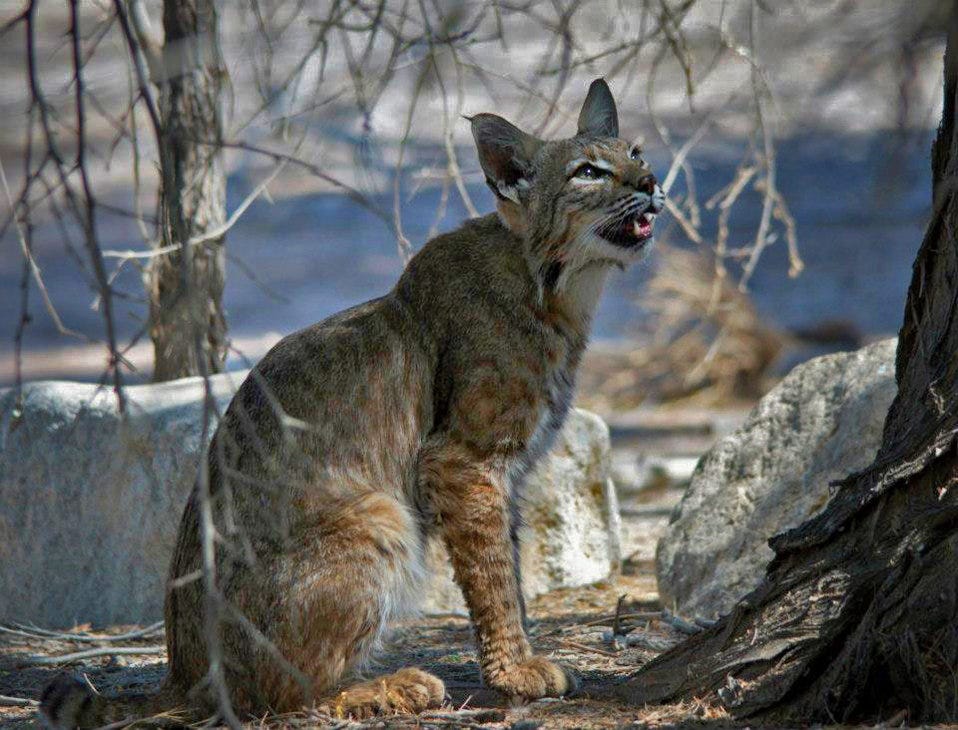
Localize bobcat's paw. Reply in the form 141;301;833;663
485;656;578;702
323;668;446;720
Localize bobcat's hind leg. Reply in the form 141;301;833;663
242;491;444;717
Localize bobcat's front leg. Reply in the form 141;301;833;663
422;443;576;702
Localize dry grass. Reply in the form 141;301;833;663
581;246;783;413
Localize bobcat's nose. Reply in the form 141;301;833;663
636;173;657;195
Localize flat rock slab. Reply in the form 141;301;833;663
656;339;898;619
0;372;619;627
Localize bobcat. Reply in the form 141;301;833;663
41;78;664;727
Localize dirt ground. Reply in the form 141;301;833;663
0;483;738;730
0;576;733;730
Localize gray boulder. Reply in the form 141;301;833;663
656;339;898;619
0;372;619;627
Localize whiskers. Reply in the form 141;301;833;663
589;194;650;240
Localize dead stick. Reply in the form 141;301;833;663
612;594;627;637
538;611;662;638
0;695;39;707
660;609;702;635
556;639;618;658
4;621;163;643
16;645;165;666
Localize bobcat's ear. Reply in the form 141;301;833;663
470;113;541;205
577;78;618;138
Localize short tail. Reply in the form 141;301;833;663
40;673;191;729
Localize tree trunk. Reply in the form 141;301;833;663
617;7;958;724
149;0;227;381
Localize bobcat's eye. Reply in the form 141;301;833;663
629;147;642;161
574;163;607;180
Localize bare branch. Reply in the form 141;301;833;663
0;154;90;344
0;621;164;644
16;645;165;667
128;0;163;74
70;0;126;412
0;695;39;708
101;160;287;260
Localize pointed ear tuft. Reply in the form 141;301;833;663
577;78;619;138
470;114;541;201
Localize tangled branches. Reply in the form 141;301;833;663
1;0;809;395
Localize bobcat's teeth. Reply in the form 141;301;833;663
632;213;654;240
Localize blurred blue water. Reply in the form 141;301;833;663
0;129;934;380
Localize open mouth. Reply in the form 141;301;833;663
600;212;655;248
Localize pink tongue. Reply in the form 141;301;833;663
637;218;652;237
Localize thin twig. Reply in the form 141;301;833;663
538;611;662;638
15;645;165;666
555;639;618;658
0;695;39;707
70;0;126;412
1;621;164;644
101;161;288;260
739;0;778;292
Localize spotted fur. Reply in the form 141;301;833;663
40;78;663;728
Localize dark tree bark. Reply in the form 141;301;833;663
149;0;227;381
618;6;958;724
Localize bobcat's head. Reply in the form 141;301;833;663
471;79;664;290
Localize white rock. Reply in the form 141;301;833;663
0;373;619;627
611;451;701;494
655;339;898;619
